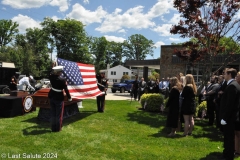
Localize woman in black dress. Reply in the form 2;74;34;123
181;74;197;136
166;77;182;137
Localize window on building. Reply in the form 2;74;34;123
111;71;116;75
123;72;128;75
113;79;117;82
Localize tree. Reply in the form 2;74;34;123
24;28;52;77
170;0;240;92
41;18;92;63
106;41;124;67
123;34;155;60
0;19;19;48
90;36;108;72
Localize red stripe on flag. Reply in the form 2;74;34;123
57;58;103;100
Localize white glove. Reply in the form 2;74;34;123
68;98;72;102
221;119;227;125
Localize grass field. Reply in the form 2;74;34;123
0;99;238;160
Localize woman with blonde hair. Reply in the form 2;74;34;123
181;74;197;136
166;77;183;137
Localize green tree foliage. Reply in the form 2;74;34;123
170;0;240;92
123;34;155;60
90;36;108;72
106;41;123;67
0;19;19;48
41;18;92;63
121;74;130;80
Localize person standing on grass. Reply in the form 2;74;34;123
220;68;240;160
48;66;72;132
131;75;139;101
166;77;182;137
96;72;108;112
138;77;146;101
181;74;197;136
234;72;240;157
203;75;220;126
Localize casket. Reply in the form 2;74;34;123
32;88;81;108
10;90;29;97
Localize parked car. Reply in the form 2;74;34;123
111;80;134;93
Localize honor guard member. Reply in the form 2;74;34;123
18;76;35;91
96;72;108;112
48;66;72;132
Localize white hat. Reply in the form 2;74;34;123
29;76;33;79
52;66;64;72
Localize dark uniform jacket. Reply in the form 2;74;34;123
48;74;71;101
96;75;108;92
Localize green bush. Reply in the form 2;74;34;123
140;93;164;112
195;101;207;117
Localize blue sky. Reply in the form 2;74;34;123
0;0;187;59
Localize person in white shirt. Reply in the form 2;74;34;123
18;76;35;91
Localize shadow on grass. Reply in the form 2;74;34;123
127;108;223;142
21;110;97;135
199;151;223;160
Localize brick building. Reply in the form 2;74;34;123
160;45;240;83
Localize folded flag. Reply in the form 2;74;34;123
56;58;103;99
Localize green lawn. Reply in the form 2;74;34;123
0;99;238;160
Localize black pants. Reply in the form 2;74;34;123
96;95;105;112
222;117;235;160
138;90;144;101
207;100;215;125
133;89;138;100
50;98;64;132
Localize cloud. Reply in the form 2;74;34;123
49;0;69;12
95;0;174;33
83;0;89;4
152;24;172;36
169;37;180;41
154;41;165;48
11;14;41;33
118;29;126;33
146;0;174;18
66;3;107;24
2;0;69;12
104;35;125;43
169;13;180;24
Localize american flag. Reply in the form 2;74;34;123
56;58;103;100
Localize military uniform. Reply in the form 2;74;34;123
96;73;108;112
48;66;71;132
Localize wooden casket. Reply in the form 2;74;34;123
32;88;81;121
32;88;80;108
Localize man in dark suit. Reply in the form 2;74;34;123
220;68;240;160
131;75;139;101
214;74;228;128
138;77;146;101
204;75;220;126
147;78;155;93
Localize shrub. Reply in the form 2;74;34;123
195;101;207;117
140;93;164;112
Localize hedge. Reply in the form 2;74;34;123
140;93;164;112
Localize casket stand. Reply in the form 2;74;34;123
32;88;81;122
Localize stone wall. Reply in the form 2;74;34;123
160;45;186;79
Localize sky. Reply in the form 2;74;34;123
0;0;188;59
